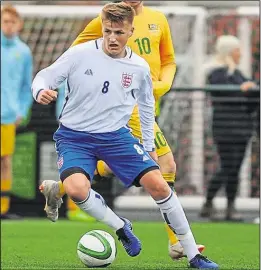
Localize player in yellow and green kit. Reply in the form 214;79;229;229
40;1;205;260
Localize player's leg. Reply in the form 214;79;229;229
39;168;110;222
62;171;141;257
153;125;180;251
139;170;218;268
129;115;205;259
100;129;217;268
0;124;16;219
130;116;181;248
154;125;205;258
40;125;100;222
42;125;141;257
95;120;205;259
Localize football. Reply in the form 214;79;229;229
77;230;117;268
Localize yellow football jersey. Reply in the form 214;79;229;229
72;6;176;105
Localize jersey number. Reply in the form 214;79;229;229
134;37;151;55
155;131;167;149
134;144;144;155
102;81;110;93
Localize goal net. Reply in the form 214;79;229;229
15;4;259;212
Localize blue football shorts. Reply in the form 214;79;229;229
54;124;159;187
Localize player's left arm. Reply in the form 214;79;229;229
19;48;33;120
153;14;176;100
136;68;156;153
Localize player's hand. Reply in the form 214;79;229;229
37;89;58;105
148;151;158;162
240;81;256;92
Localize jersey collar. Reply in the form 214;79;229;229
96;38;133;59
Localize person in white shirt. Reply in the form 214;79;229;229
32;3;218;268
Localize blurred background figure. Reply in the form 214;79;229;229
200;35;258;222
1;4;33;219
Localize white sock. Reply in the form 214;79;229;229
156;190;199;261
75;189;124;231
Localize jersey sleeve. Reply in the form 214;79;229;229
71;16;102;47
32;47;76;100
136;68;155;152
159;13;175;66
153;13;176;100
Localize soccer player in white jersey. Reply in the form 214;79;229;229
31;3;218;269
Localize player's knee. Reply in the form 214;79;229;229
62;168;91;201
141;170;171;200
153;181;171;200
66;180;91;202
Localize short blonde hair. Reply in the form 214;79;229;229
101;2;135;24
215;35;240;57
1;4;21;20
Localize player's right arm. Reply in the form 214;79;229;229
71;16;102;47
32;47;77;104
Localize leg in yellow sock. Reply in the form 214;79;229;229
67;197;78;211
1;124;15;217
1;196;10;216
1;178;11;216
96;160;112;177
165;222;179;245
58;180;66;197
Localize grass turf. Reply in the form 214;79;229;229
1;219;259;269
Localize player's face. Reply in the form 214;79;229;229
231;47;241;65
123;1;143;8
102;19;134;58
1;12;21;38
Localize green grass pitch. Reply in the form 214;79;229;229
1;219;259;269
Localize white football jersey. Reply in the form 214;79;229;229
32;38;155;151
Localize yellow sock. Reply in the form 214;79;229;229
57;180;79;212
1;179;11;215
1;196;10;215
165;223;179;245
162;172;179;245
67;197;79;212
162;172;176;185
58;180;66;197
97;160;109;177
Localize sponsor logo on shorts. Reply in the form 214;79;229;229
143;155;150;162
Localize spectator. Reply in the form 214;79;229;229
200;35;258;221
1;4;33;219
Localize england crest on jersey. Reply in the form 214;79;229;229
122;73;133;88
